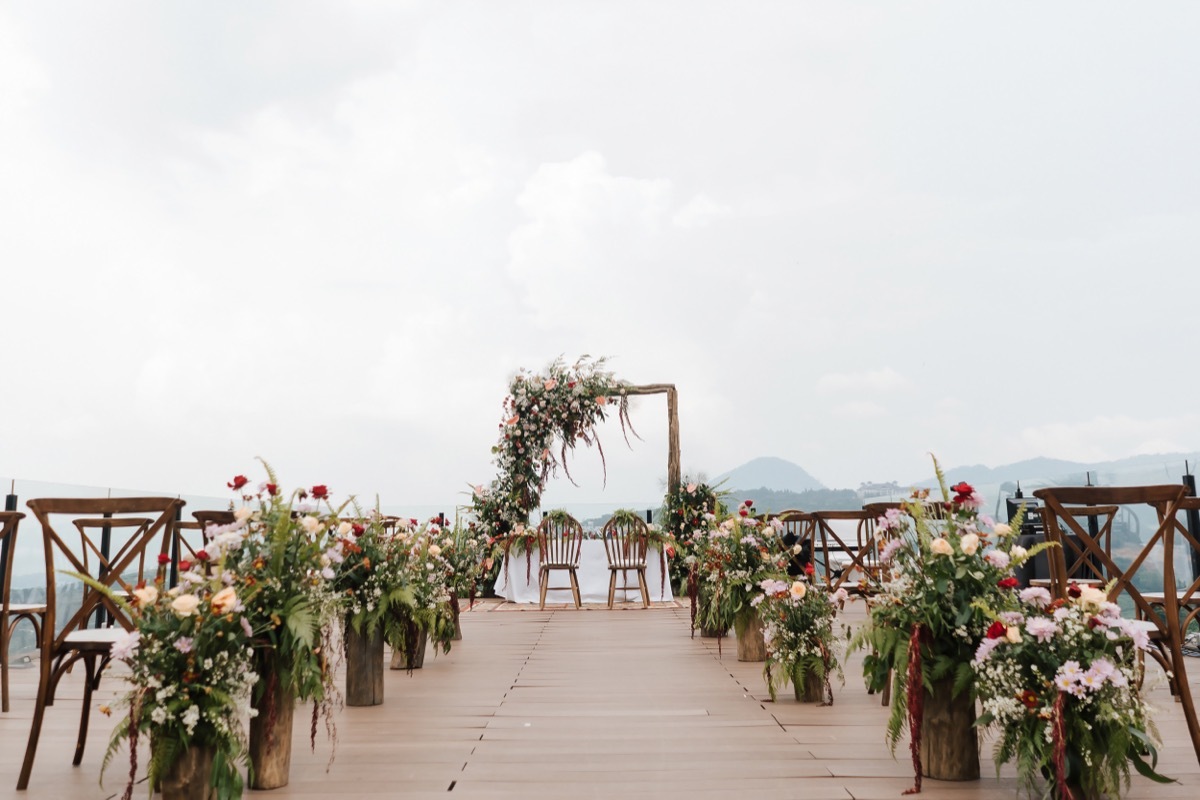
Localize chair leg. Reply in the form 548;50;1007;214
73;655;98;766
569;570;581;609
607;571;617;609
17;651;54;789
1166;633;1200;766
2;616;10;713
637;569;650;608
539;568;549;610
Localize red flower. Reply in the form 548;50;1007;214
665;545;676;559
227;475;249;491
1067;583;1082;599
950;481;974;496
1017;690;1039;709
804;562;815;576
352;524;365;538
195;550;209;562
178;560;193;572
1087;616;1105;630
738;507;749;517
742;499;754;508
265;483;278;497
986;620;1007;639
311;485;329;500
157;553;171;565
997;576;1019;590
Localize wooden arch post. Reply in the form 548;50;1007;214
622;384;681;493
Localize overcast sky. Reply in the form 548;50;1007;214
2;2;1199;510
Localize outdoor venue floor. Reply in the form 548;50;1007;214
1;601;1198;799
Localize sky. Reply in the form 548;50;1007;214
2;2;1199;513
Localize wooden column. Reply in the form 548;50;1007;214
623;383;681;493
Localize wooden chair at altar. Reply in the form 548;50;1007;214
1;512;47;713
536;512;584;609
602;514;650;609
1025;503;1117;591
1034;485;1200;766
16;497;184;790
810;510;886;597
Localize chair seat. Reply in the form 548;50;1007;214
63;628;129;648
540;562;579;570
608;562;646;570
1028;577;1104;588
5;604;47;614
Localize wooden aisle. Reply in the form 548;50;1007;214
0;602;1197;799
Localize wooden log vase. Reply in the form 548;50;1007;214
344;623;385;706
920;676;980;781
248;668;296;790
735;613;767;662
160;744;216;800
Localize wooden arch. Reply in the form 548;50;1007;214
623;383;681;492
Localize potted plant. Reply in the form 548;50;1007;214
695;502;789;660
973;582;1172;799
389;520;455;670
334;512;414;706
756;575;848;704
852;460;1043;790
100;539;257;800
223;467;344;789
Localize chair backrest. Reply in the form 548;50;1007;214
602;514;648;568
26;497;184;650
1033;485;1186;620
775;510;814;573
193;510;237;541
1167;495;1200;634
537;513;584;566
0;511;25;614
810;509;880;592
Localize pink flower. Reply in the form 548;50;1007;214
983;550;1010;569
974;636;1003;664
543;379;558;391
1024;617;1058;643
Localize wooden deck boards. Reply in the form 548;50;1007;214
0;601;1197;799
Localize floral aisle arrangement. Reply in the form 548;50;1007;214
441;518;491;610
662;480;725;598
102;547;257;800
973;582;1171;800
334;512;414;648
695;502;790;654
222;468;346;787
755;576;849;704
852;461;1044;790
392;520;456;661
469;356;634;538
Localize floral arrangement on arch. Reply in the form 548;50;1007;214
695;502;790;643
973;582;1171;800
469;356;634;537
755;575;849;704
101;540;257;800
222;466;347;762
851;459;1045;793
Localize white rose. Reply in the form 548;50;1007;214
337;521;353;536
993;523;1013;537
133;585;159;607
930;538;953;556
1005;626;1022;644
428;544;442;557
789;581;807;599
171;594;201;617
959;533;980;556
234;506;254;522
1010;545;1028;561
211;586;238;615
301;516;322;534
1077;585;1107;610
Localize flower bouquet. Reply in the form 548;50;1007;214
101;542;256;800
221;467;346;789
388;520;455;670
662;480;725;598
973;582;1172;800
755;576;848;704
852;460;1044;789
334;512;414;705
695;503;790;659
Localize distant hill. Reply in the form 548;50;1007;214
714;457;825;493
912;452;1200;491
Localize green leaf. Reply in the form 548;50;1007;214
285;601;316;649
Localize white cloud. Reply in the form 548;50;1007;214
817;368;911;395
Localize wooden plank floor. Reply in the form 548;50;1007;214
1;601;1198;799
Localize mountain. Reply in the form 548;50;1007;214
912;452;1200;491
714;457;825;493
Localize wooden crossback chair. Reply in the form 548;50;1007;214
774;510;814;578
602;514;650;609
1026;504;1117;591
2;512;47;713
1034;485;1200;766
1145;496;1200;652
536;512;584;609
17;497;183;790
810;510;885;596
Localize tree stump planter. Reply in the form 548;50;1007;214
160;744;216;800
390;623;428;671
793;668;824;703
735;613;767;662
699;626;727;638
344;623;385;706
249;669;295;789
920;676;980;781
